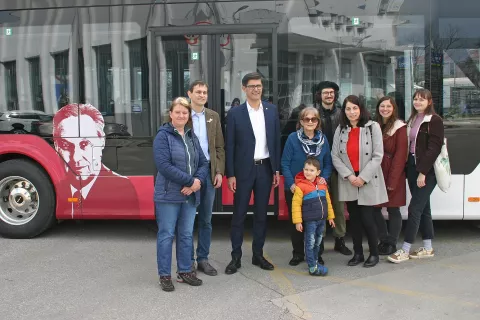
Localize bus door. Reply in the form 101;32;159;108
150;24;283;215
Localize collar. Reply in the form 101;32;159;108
191;107;205;116
247;101;263;112
70;173;99;200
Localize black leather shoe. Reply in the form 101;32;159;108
379;244;397;256
252;256;274;270
225;258;241;275
347;254;365;266
363;255;379;268
289;255;304;266
318;255;325;265
335;237;353;255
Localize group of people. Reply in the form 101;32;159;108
152;74;444;292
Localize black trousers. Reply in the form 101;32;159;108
285;190;305;257
230;160;273;259
346;201;378;256
403;153;436;244
373;207;402;246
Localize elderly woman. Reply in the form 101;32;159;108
331;95;388;268
153;97;209;292
281;105;333;266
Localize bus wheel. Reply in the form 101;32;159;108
0;159;56;238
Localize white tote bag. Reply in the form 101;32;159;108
434;138;451;192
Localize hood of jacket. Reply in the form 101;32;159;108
294;171;321;189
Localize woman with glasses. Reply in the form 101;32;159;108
281;105;333;266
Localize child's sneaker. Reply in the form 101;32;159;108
309;263;328;276
387;249;410;263
409;247;434;259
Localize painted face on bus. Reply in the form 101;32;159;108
54;115;104;180
413;95;430;113
379;100;394;120
169;104;190;128
242;79;263;102
188;85;208;107
345;101;360;123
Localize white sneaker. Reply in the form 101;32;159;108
409;247;434;259
388;249;410;263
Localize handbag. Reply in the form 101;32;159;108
433;137;451;192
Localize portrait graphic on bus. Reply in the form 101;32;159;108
53;103;139;218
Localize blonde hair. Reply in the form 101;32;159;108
169;97;192;127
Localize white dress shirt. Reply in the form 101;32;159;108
247;101;270;160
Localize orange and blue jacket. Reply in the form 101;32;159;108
291;172;334;224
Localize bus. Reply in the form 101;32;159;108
0;0;479;238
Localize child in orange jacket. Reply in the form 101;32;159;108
292;157;335;276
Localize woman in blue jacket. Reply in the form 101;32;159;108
281;105;333;266
153;97;209;292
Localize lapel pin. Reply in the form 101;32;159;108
207;118;213;123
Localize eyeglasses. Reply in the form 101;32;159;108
302;117;318;123
321;91;335;96
245;85;263;90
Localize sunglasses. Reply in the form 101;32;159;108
302;117;319;123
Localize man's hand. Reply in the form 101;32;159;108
228;177;236;193
295;223;303;232
181;187;193;195
273;171;280;188
328;219;336;228
213;174;223;188
190;178;202;192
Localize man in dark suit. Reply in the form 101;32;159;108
225;72;281;274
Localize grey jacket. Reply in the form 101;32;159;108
331;120;388;206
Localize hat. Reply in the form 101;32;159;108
315;81;339;93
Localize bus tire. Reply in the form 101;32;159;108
0;159;56;238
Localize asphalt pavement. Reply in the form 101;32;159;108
1;217;479;320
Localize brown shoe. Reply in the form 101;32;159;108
177;271;203;286
159;276;174;292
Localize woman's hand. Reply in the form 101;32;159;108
295;223;303;232
181;187;193;195
190;178;202;192
417;173;426;188
290;184;296;193
319;177;327;185
348;175;357;186
355;177;365;187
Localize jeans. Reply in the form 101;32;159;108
373;207;402;245
403;153;436;244
346;201;378;256
304;220;326;268
192;168;216;263
155;197;196;276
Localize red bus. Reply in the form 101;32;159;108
1;0;479;238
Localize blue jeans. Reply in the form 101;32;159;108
155;197;196;276
304;220;326;268
192;169;216;263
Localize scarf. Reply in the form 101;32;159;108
296;128;325;157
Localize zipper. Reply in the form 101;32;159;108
313;182;325;220
174;128;192;175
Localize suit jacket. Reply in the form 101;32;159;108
204;108;225;183
226;101;280;180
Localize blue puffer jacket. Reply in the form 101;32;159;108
153;122;209;206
